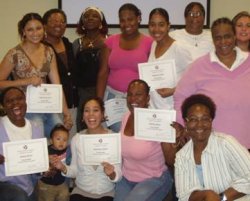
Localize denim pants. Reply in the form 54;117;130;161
26;113;63;138
104;86;127;133
114;170;173;201
0;181;35;201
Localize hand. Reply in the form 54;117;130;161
171;122;189;149
204;190;220;201
63;113;73;130
102;162;115;180
156;88;175;98
50;155;64;171
0;154;5;164
27;76;42;86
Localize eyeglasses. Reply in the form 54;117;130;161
188;11;203;18
185;116;212;125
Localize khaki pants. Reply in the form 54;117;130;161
37;180;69;201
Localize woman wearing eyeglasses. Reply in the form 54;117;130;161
169;2;213;60
174;17;250;150
174;94;250;201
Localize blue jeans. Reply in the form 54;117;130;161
26;113;62;138
114;170;173;201
0;181;33;201
104;86;127;133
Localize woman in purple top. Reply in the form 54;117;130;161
97;3;152;132
0;87;43;201
174;17;250;150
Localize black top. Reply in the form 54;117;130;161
45;37;79;108
40;145;67;185
75;39;102;88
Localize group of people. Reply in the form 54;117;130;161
0;1;250;201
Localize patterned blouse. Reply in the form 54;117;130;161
6;44;54;91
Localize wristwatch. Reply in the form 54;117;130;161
219;193;227;201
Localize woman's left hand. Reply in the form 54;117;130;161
171;121;189;149
156;87;175;98
63;113;73;130
102;162;116;180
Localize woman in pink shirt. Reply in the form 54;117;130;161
96;3;152;132
114;79;175;201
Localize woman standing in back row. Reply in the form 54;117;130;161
73;7;108;131
96;3;153;132
0;13;72;137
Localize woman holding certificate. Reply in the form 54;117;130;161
0;87;43;201
0;12;72;138
114;79;175;201
52;97;122;201
147;8;192;110
96;3;152;132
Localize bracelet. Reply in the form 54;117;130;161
219;193;227;201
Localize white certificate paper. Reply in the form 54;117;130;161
105;98;128;126
138;60;177;90
26;84;63;113
134;108;176;143
80;133;121;165
3;138;49;176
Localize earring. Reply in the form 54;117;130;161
44;32;47;39
82;26;85;30
99;25;103;30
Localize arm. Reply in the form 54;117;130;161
189;190;220;201
96;45;110;99
48;51;72;129
0;51;42;89
221;136;250;200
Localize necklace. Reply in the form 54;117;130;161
85;35;100;49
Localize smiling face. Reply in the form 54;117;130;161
127;81;150;113
3;88;27;127
83;99;104;132
23;19;44;44
235;16;250;43
119;9;140;36
82;9;102;31
50;130;68;151
148;12;170;43
212;23;236;57
185;5;205;35
45;12;66;38
185;104;212;145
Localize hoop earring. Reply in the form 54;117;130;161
99;25;103;30
82;26;85;30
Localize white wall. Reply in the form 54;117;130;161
0;0;249;60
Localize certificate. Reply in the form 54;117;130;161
138;60;177;90
3;138;49;176
134;108;176;143
26;84;63;113
80;133;121;165
105;98;128;126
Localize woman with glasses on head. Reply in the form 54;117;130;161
169;2;213;60
43;8;79;138
174;17;250;151
174;94;250;201
232;11;250;52
73;6;108;131
0;12;73;138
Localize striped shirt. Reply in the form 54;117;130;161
175;132;250;201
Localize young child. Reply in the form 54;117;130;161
52;97;122;201
37;124;70;201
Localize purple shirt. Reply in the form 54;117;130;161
174;53;250;149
